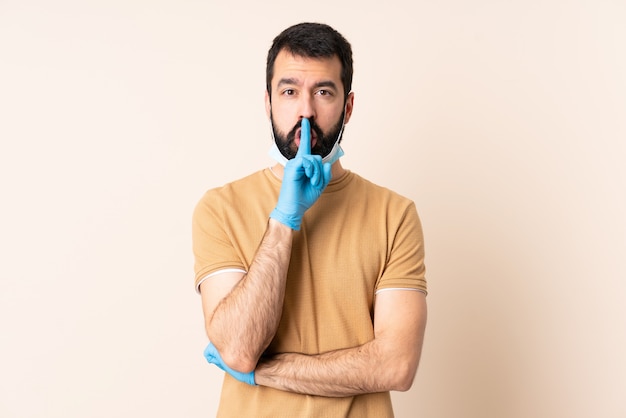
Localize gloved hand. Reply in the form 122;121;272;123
203;342;256;386
270;118;332;230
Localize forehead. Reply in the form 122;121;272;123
272;50;343;88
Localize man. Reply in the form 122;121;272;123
193;22;427;417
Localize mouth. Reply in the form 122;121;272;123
295;128;318;149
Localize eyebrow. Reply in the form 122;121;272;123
314;80;339;90
276;78;339;91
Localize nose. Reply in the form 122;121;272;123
298;94;316;121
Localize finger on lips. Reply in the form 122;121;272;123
297;118;312;156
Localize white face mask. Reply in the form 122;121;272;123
267;106;347;167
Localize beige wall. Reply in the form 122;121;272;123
1;1;624;417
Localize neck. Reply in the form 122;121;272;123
270;160;346;181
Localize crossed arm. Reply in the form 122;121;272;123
200;219;427;396
254;289;427;397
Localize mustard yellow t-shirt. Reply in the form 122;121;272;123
193;168;426;417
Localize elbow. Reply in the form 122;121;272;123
393;370;416;392
387;358;418;392
205;328;258;374
220;350;257;374
205;323;265;374
208;338;258;374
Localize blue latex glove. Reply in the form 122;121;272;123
203;342;256;386
270;118;332;230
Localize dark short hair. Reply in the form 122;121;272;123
266;22;353;100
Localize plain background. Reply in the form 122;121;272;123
1;0;625;417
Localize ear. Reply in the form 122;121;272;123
343;91;355;124
265;90;271;119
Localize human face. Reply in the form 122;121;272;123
265;50;354;159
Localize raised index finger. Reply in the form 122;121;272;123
296;118;311;156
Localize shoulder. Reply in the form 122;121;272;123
347;172;416;210
193;169;274;217
198;169;274;202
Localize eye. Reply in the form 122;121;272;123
282;89;296;96
316;89;333;96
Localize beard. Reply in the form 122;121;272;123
271;111;345;160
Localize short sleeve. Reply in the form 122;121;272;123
192;190;247;290
376;202;427;294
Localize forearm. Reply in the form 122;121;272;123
208;219;293;372
254;338;419;397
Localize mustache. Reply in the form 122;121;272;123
286;119;323;144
